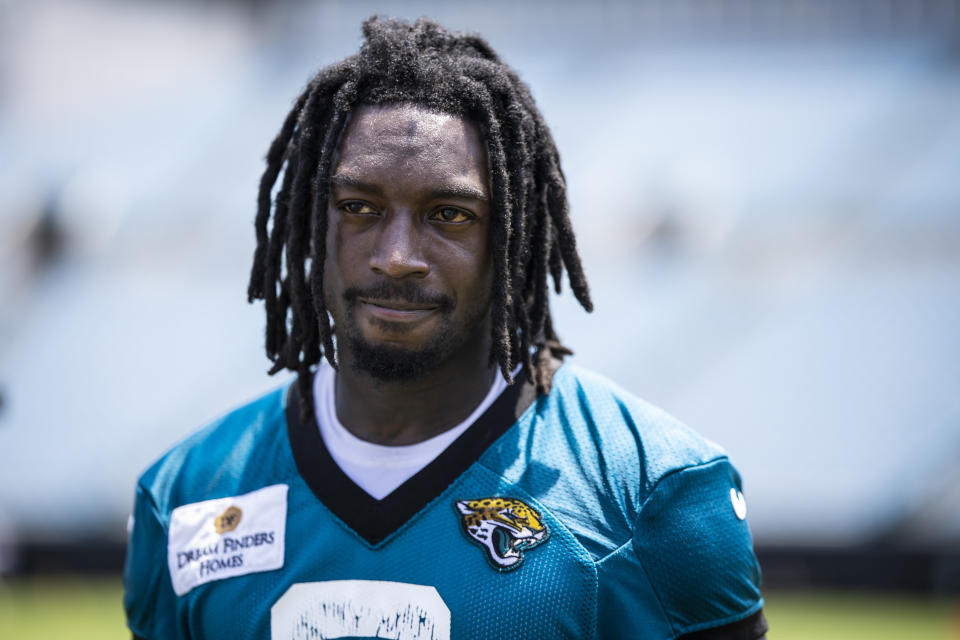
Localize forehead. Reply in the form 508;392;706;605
334;103;488;182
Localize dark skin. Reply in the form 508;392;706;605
323;103;497;445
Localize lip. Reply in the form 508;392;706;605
359;299;439;322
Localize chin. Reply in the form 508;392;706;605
346;335;446;382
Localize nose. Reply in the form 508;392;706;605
368;212;430;278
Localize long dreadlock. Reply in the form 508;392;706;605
248;17;592;421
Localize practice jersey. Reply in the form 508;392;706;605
124;363;764;639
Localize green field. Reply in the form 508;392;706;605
0;577;957;639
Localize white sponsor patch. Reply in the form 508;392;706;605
168;484;287;596
271;580;451;640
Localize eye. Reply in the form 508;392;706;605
430;207;472;224
341;201;378;215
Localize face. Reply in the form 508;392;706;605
323;103;493;381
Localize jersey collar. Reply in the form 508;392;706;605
285;369;540;545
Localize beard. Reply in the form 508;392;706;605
336;281;490;383
345;333;450;382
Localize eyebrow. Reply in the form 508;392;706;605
328;174;384;197
428;184;489;202
329;174;489;203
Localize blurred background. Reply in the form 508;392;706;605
1;0;958;637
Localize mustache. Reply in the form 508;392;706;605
343;282;454;312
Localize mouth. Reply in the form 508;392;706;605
359;299;440;322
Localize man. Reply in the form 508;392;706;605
125;17;766;639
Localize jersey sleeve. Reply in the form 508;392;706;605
596;458;764;639
123;484;181;640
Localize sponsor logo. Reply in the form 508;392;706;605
215;505;242;534
167;484;287;595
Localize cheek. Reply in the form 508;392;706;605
321;214;345;310
321;260;336;312
457;249;494;311
473;241;494;294
323;210;341;265
477;259;494;302
441;240;492;294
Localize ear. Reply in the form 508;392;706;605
456;500;474;515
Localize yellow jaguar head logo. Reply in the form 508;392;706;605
456;497;549;571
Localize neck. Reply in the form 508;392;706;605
333;342;498;446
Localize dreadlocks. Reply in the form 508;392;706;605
248;16;592;419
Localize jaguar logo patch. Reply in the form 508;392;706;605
455;497;549;571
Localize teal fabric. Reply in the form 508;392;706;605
124;364;763;639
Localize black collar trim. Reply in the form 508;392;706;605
285;372;539;546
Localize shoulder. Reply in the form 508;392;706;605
485;363;735;555
553;364;726;472
547;363;728;487
485;363;764;637
135;382;294;524
124;384;295;638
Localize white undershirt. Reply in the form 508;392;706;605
313;362;510;500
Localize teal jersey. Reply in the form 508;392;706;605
124;364;764;639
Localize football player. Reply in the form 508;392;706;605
125;16;766;639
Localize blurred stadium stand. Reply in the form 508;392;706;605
1;0;958;593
